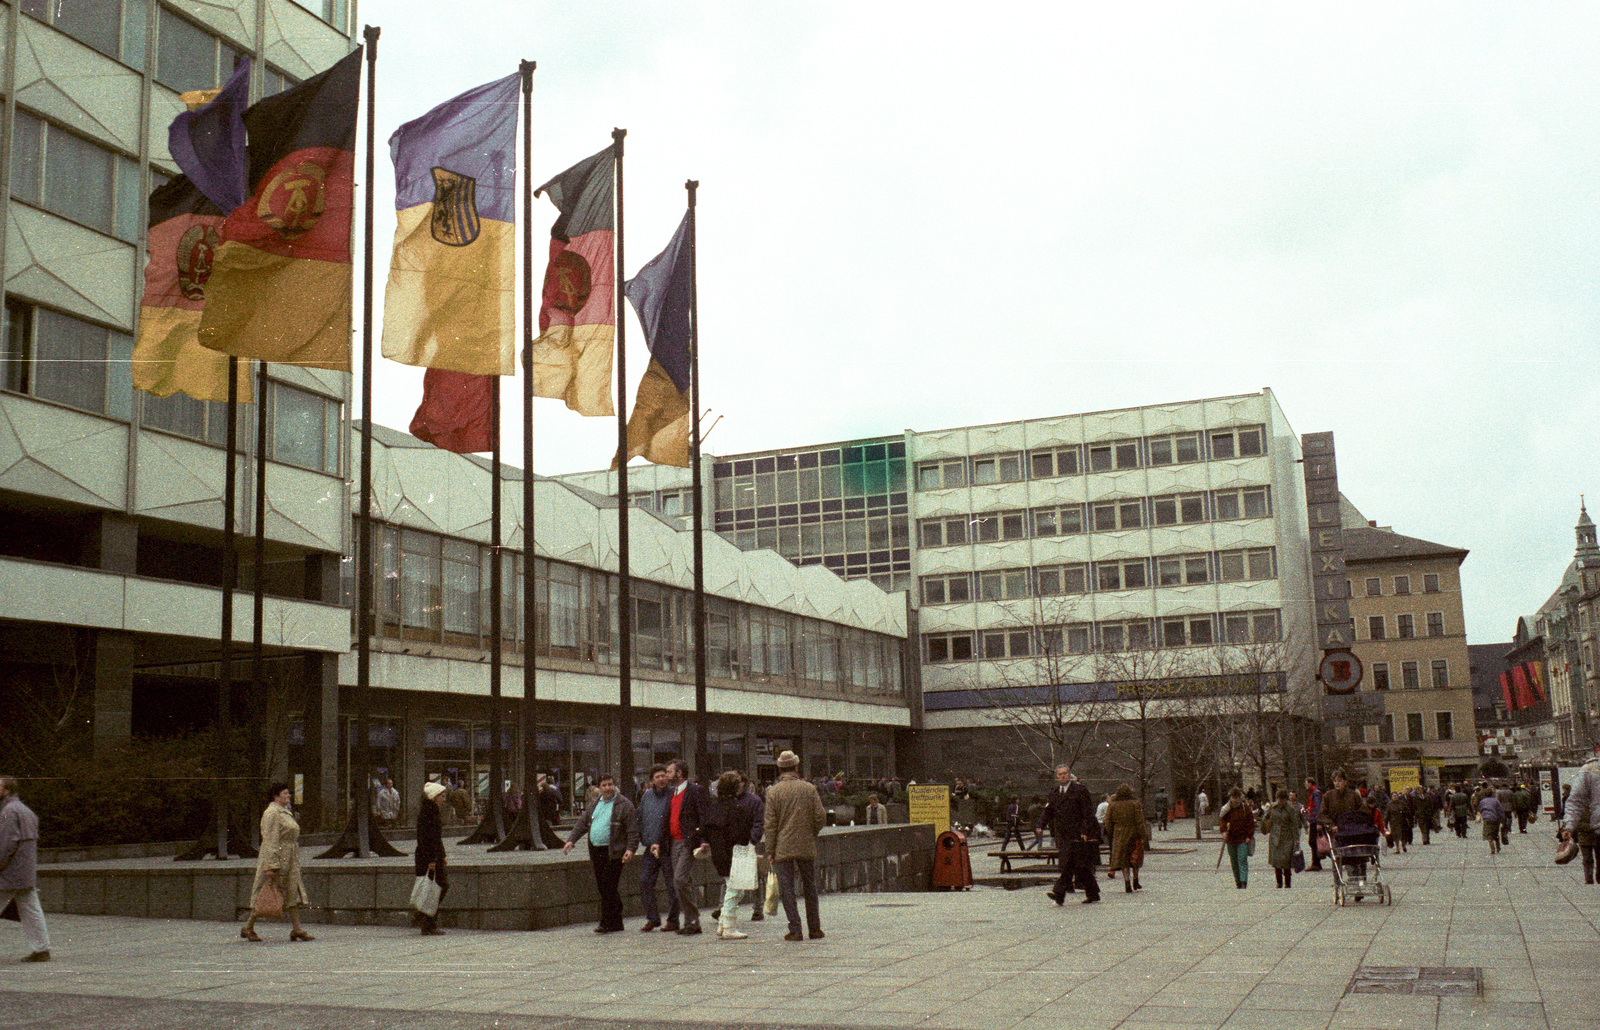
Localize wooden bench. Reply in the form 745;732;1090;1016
988;843;1112;873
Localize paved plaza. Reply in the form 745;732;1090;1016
2;823;1597;1030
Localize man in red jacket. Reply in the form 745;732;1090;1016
650;759;711;935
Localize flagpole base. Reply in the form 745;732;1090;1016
486;806;556;852
314;811;405;859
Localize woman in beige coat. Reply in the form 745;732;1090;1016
1105;784;1151;893
240;783;314;942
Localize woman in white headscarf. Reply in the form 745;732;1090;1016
414;781;449;935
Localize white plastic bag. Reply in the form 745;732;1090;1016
410;872;442;917
728;844;758;890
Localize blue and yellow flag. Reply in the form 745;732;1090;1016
381;74;519;376
621;210;693;467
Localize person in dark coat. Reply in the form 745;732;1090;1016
1038;765;1100;904
704;770;765;939
537;777;565;849
414;781;449;935
650;759;713;935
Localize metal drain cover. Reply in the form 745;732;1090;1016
1348;966;1483;996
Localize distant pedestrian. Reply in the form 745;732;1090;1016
1510;784;1533;834
414;781;449;935
1218;788;1256;888
563;773;638;933
763;750;828;939
865;795;890;826
1303;779;1324;871
373;778;401;829
1153;788;1169;831
240;783;314;942
999;797;1026;851
705;770;764;939
0;777;50;962
1197;789;1211;817
1478;790;1506;856
1105;784;1149;893
1450;785;1473;838
1040;765;1100;905
1261;788;1303;888
634;764;679;932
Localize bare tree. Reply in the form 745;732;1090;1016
1212;625;1318;795
1091;641;1205;804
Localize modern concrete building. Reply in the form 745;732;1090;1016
1340;519;1479;787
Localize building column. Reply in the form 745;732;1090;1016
88;628;136;750
81;512;138;574
299;652;340;832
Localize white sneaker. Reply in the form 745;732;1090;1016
717;928;748;940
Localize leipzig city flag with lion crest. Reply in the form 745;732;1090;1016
198;48;362;371
381;73;519;377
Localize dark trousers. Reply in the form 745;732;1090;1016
1419;819;1430;845
588;844;624;930
1454;816;1469;838
1053;841;1099;900
776;858;822;935
1307;823;1324;869
1274;867;1293;888
1516;811;1529;832
637;849;678;925
1581;843;1596;884
999;823;1027;851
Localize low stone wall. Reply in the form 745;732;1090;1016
36;823;936;931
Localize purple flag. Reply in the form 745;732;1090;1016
169;58;251;214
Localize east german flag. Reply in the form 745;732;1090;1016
382;73;519;376
132;175;251;402
409;368;492;453
198;48;362;371
620;210;693;467
529;147;615;416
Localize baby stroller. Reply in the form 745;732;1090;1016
1330;810;1391;906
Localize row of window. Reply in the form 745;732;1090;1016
1364;612;1448;640
917;487;1272;548
924;609;1282;662
1349;711;1455;743
915;425;1266;491
366;522;905;697
2;300;343;475
1359;574;1442;596
919;547;1277;605
22;0;323;92
714;460;908;511
1371;659;1453;690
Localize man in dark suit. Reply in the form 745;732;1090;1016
1038;764;1100;905
650;758;712;935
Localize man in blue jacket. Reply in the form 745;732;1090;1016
634;764;679;932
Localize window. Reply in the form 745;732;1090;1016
1032;504;1084;537
290;0;350;30
1039;623;1092;655
1431;660;1449;688
1435;711;1453;740
1394;575;1411;595
1036;564;1088;596
1091;499;1144;531
2;301;132;418
971;452;1023;485
10;111;143;241
1365;577;1381;597
1161;616;1215;647
1156;553;1210;586
982;629;1034;659
1423;574;1440;593
262;66;302;98
269;381;342;474
1096;559;1147;592
156;7;247;93
972;510;1026;542
21;0;147;65
1372;663;1390;691
977;568;1030;601
1401;661;1420;690
1406;712;1424;742
924;632;974;663
141;390;250;448
915;459;965;491
1151;493;1206;526
1087;439;1139;471
1218;548;1274;582
1367;616;1386;640
920;573;970;606
1224;610;1280;644
1427;612;1444;637
1028;446;1079;479
1209;425;1264;459
1098;619;1151;651
1212;487;1269;520
1147;432;1201;466
918;515;968;548
1396;614;1415;639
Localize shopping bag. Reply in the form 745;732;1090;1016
728;844;758;891
410;872;442;917
252;882;284;920
1292;845;1305;873
1314;827;1331;857
764;870;780;915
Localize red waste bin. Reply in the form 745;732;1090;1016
932;829;973;890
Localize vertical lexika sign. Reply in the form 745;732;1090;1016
1302;432;1360;696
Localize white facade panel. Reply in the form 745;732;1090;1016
264;0;350;79
168;0;259;48
0;394;127;508
14;20;143;153
0;558;124;628
6;206;137;329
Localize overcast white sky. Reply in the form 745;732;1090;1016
356;2;1600;645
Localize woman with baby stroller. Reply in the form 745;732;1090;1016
1319;770;1390;905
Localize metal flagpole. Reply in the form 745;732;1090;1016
215;359;239;858
250;359;268;838
686;180;709;783
612;128;634;794
461;381;507;843
492;59;547;851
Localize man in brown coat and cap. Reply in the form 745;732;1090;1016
762;750;827;941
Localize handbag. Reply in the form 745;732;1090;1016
1292;844;1306;873
1130;838;1145;868
410;871;442;917
728;844;758;891
764;870;780;915
1314;827;1331;857
1555;839;1580;865
253;881;284;920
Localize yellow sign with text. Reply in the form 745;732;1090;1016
908;784;950;836
1386;766;1421;792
